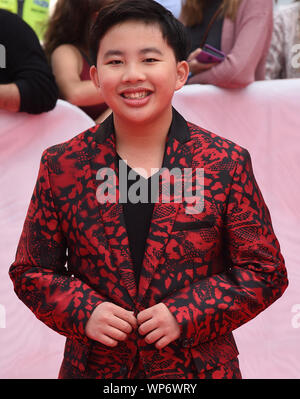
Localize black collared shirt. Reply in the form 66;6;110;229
96;108;191;287
117;154;159;287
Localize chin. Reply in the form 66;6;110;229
118;108;157;125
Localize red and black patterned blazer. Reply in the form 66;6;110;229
9;109;288;379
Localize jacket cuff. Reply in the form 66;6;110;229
162;296;197;348
50;285;106;343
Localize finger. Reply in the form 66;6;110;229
138;318;157;336
189;60;198;69
95;333;119;347
154;336;171;350
137;308;153;325
197;62;218;70
109;315;135;334
188;60;199;75
127;312;138;329
189;48;201;60
187;48;201;61
144;328;164;345
113;307;138;329
104;325;128;342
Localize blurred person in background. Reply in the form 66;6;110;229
265;0;300;79
0;0;50;41
0;9;58;113
181;0;273;88
43;0;111;123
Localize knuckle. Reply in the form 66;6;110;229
106;302;114;311
102;313;110;323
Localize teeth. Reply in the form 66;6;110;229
123;91;149;99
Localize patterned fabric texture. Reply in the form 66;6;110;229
9;108;288;379
266;3;300;79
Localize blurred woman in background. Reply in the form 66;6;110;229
44;0;111;123
266;0;300;79
181;0;273;88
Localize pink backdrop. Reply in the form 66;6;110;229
0;80;299;379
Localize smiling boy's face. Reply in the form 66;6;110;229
90;20;189;128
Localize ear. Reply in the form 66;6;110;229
90;65;100;88
175;60;190;91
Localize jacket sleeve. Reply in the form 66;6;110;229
7;13;58;113
9;150;105;343
188;0;273;88
163;148;288;347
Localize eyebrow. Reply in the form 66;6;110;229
103;47;163;59
140;47;163;55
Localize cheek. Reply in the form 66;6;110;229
157;67;179;89
155;71;178;98
98;74;117;99
99;72;113;88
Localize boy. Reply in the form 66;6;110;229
9;0;288;379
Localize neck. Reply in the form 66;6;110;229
113;107;173;153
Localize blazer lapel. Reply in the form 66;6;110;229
137;109;194;306
89;114;137;303
88;109;194;307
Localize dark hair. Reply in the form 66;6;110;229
180;0;241;27
43;0;109;60
89;0;191;65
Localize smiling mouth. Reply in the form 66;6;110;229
121;90;152;99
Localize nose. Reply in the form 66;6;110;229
121;62;146;83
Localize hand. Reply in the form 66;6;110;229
0;83;20;112
187;48;217;75
187;47;203;63
137;303;181;350
85;302;137;347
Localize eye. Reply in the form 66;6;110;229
144;58;159;63
107;60;122;65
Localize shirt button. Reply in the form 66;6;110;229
120;365;128;376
